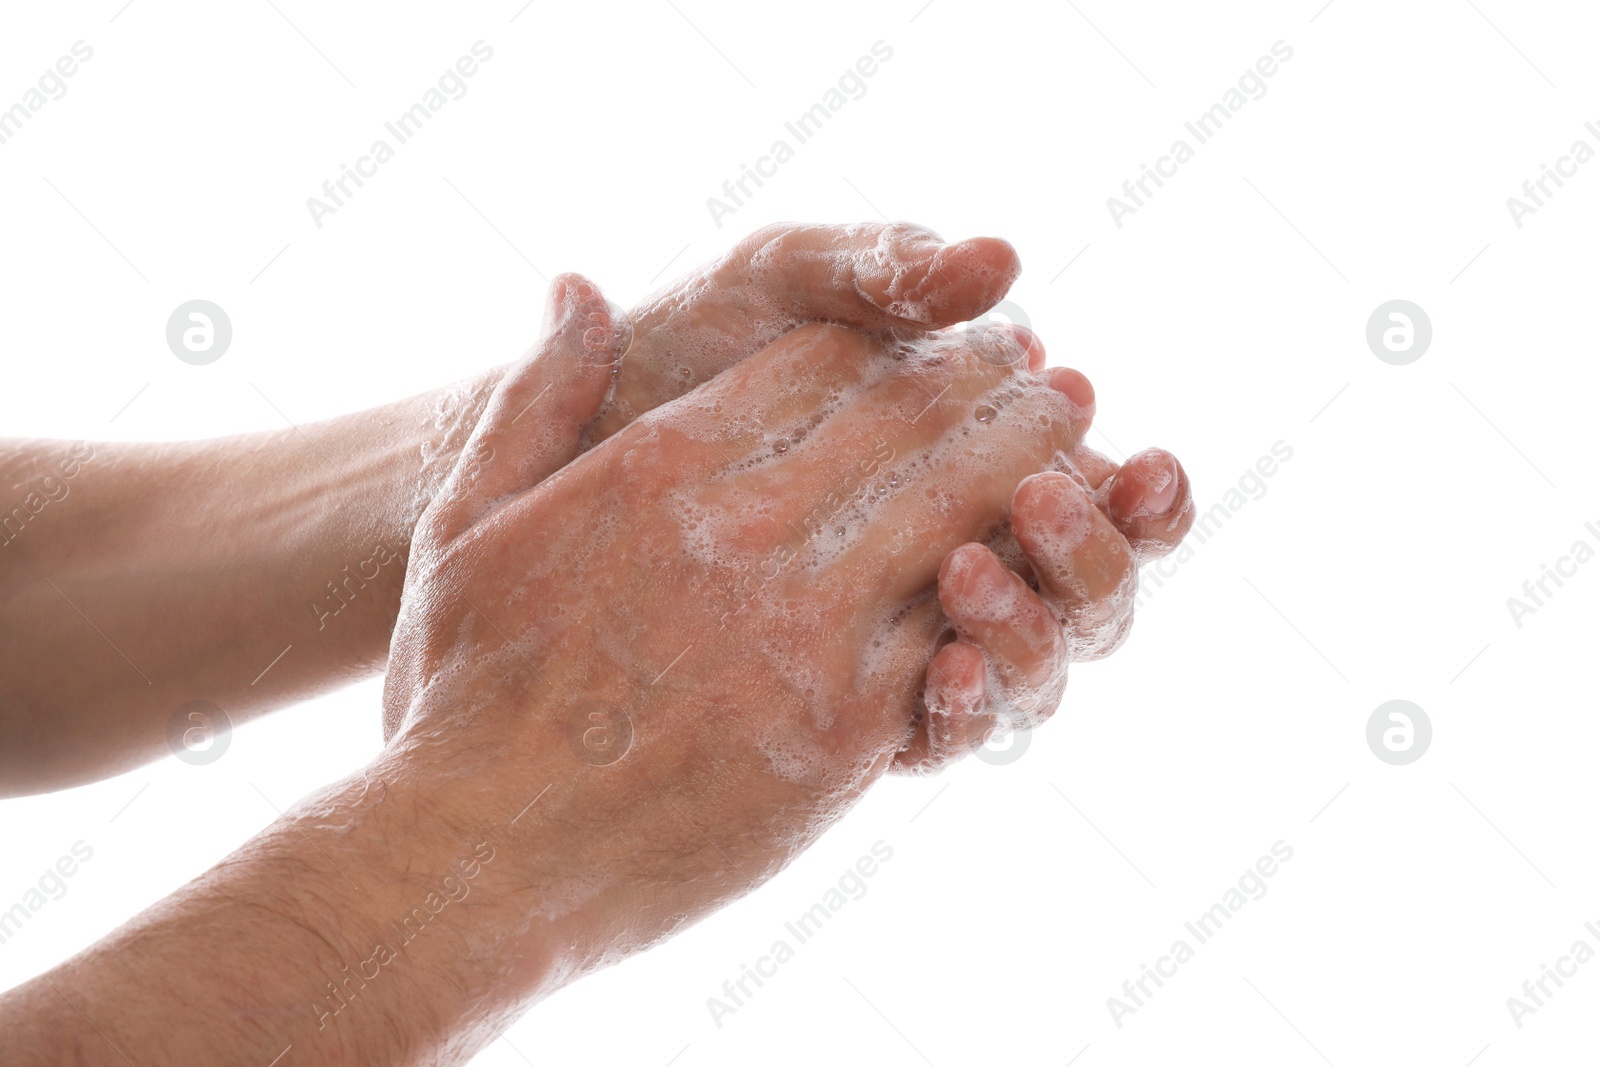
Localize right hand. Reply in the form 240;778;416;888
382;283;1139;986
478;224;1193;772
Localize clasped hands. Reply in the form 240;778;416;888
379;221;1194;981
0;221;1197;1065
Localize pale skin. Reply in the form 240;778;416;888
0;223;1193;1063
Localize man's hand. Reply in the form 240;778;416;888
0;222;1031;795
587;220;1023;441
380;298;1121;1019
0;236;1196;1067
0;219;1190;796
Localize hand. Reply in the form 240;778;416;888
420;222;1030;546
0;270;1187;1067
594;228;1193;771
491;222;1195;774
0;222;1028;796
896;334;1194;772
0;272;1068;1066
465;247;1196;778
384;288;1120;991
586;221;1023;443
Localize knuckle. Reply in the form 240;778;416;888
873;220;942;245
734;222;809;266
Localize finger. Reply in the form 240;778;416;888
1045;366;1096;421
590;221;1022;440
423;273;623;543
622;321;881;487
1101;448;1194;564
728;221;1021;328
1011;472;1137;661
816;335;1092;602
954;317;1048;374
937;543;1068;725
891;639;995;775
1066;443;1119;491
633;317;1025;495
1038;367;1117;492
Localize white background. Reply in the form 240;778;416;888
2;1;1597;1064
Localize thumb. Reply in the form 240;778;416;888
421;272;626;544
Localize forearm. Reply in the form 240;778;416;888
0;750;562;1066
0;370;501;795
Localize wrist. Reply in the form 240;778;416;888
398;366;506;528
382;690;736;995
244;749;571;1060
220;366;509;677
6;750;575;1067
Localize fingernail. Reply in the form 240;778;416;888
1002;324;1042;369
895;223;946;249
1029;476;1092;551
542;278;572;335
970;551;1011;598
1048;367;1096;417
942;545;1005;601
957;652;986;702
970;717;1002;750
1141;455;1180;515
